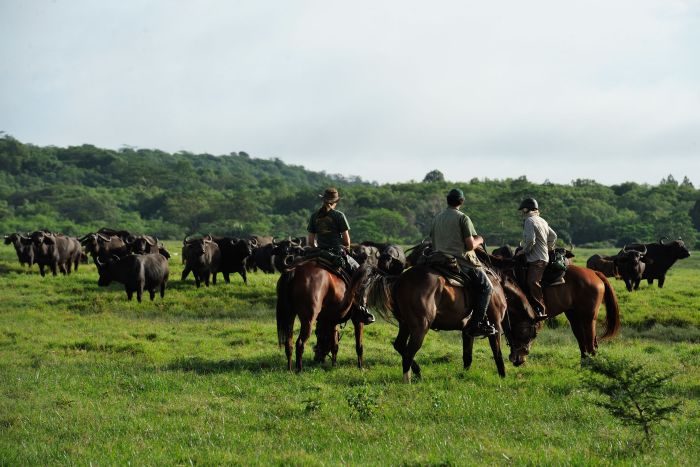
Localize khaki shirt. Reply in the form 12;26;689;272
522;211;557;263
429;207;481;267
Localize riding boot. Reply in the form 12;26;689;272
465;289;497;338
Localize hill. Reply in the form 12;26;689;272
1;135;698;247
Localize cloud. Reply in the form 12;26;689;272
1;0;699;186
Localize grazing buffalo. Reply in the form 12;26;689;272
213;236;253;284
95;253;169;302
29;231;82;276
182;235;221;287
586;254;619;278
624;237;690;288
80;232;129;261
4;233;35;267
615;245;651;291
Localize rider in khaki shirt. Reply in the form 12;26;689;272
429;188;497;337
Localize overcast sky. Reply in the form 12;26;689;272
1;1;699;185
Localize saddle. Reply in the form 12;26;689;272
514;248;570;288
416;251;468;288
286;248;352;286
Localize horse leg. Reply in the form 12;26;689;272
402;329;427;384
295;319;313;372
462;330;474;370
353;318;364;369
394;324;421;376
331;325;339;367
565;312;589;363
488;334;506;378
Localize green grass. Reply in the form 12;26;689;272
1;243;698;465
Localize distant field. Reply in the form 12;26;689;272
0;243;698;465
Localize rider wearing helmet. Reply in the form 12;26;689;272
429;188;497;337
518;197;556;321
307;187;375;324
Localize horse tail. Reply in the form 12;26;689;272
594;271;621;340
276;269;296;347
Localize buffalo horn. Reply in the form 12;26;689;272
183;235;190;245
249;238;258;247
622;244;628;253
97;233;111;242
145;236;156;246
659;236;669;245
640;245;647;255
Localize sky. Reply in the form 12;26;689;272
1;0;699;186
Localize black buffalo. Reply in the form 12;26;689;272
405;240;432;267
350;244;380;267
615;245;651;291
272;238;305;272
29;231;82;276
126;235;171;259
377;244;406;275
95;253;169;302
80;232;129;261
625;237;690;288
491;245;515;258
586;254;619;278
182;235;221;287
4;233;35;267
213;236;253;284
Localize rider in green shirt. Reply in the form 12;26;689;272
429;188;497;337
307;188;374;325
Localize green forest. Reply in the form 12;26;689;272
1;134;699;248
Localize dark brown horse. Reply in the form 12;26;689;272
276;260;365;372
507;265;620;365
363;265;538;382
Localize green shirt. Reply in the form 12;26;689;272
429;207;481;267
307;208;350;252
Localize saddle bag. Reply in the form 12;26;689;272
416;251;460;274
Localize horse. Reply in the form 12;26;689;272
276;260;366;372
484;250;621;365
362;264;539;383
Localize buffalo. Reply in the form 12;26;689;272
247;235;276;272
4;233;35;267
615;245;651;291
272;238;305;272
29;231;82;276
80;232;129;262
624;237;690;288
213;236;253;283
95;253;169;302
586;254;620;278
126;235;171;259
377;244;406;275
182;235;221;287
350;244;380;267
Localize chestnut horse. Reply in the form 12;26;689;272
276;260;365;372
363;265;538;382
504;264;621;366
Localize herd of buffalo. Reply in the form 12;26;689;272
3;228;691;302
2;228;409;301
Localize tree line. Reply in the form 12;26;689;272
1;134;698;248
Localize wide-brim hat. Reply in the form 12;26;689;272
319;187;341;203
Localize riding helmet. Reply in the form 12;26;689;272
518;198;538;211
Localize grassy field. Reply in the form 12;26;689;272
1;243;698;465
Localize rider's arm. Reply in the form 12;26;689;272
547;227;557;249
522;218;536;253
464;235;484;252
341;230;351;248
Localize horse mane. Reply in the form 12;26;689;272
355;265;399;324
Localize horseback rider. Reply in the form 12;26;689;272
307;187;375;325
516;197;556;321
429;188;497;337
